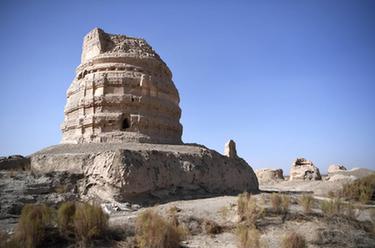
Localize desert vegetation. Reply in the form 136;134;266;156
237;192;264;225
1;188;374;248
299;194;314;214
320;197;343;217
13;204;53;248
281;231;306;248
270;193;290;214
235;192;265;248
236;224;261;248
73;202;109;246
340;173;375;204
135;209;186;248
0;201;109;248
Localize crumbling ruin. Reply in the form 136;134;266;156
30;28;259;203
61;28;182;144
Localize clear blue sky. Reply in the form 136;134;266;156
1;0;374;174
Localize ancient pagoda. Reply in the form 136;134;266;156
61;28;182;144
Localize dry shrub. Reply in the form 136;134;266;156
344;202;360;219
136;210;185;248
202;219;222;235
320;198;343;217
281;231;306;248
13;204;53;248
57;202;76;238
328;191;335;198
270;193;282;213
236;224;261;248
270;193;290;214
168;206;180;215
340;173;375;204
299;194;314;214
237;192;264;226
281;195;290;213
218;206;230;220
74;202;109;246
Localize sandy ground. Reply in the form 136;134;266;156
108;185;375;248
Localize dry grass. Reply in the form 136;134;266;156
57;201;76;238
270;193;282;213
340;173;375;204
13;204;53;248
270;193;290;214
299;194;314;214
281;231;307;248
218;206;230;220
74;202;109;246
344;202;360;219
135;210;186;248
202;219;222;235
320;198;343;217
281;195;290;213
236;224;261;248
168;206;179;215
237;192;264;226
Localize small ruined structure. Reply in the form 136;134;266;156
61;28;182;144
30;28;259;203
289;158;321;181
224;140;237;158
255;168;284;184
328;164;347;174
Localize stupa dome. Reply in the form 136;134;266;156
61;28;183;144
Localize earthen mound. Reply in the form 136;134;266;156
289;158;321;181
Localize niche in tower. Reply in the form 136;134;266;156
121;118;130;130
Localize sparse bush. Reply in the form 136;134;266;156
281;231;306;248
328;190;335;198
270;193;282;213
57;202;76;238
168;206;179;215
344;202;360;219
74;202;109;246
237;192;264;226
340;173;375;204
320;198;343;217
135;210;185;248
281;195;290;213
13;204;53;248
270;193;290;214
299;194;314;214
202;219;222;235
218;206;230;220
238;192;251;217
236;224;261;248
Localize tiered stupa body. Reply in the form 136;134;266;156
61;28;182;144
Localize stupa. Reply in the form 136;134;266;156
61;28;182;144
31;28;259;203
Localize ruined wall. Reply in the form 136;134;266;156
61;28;183;144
